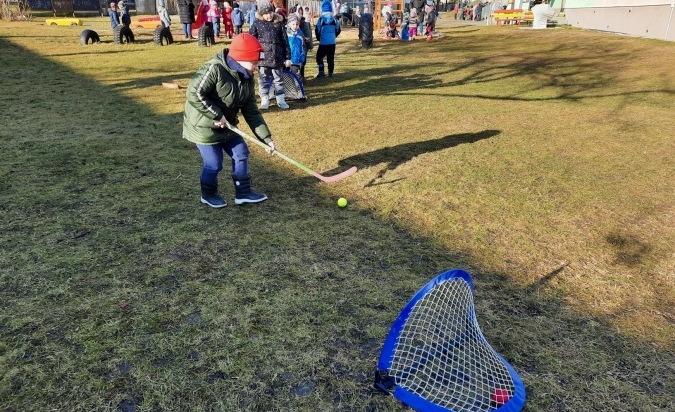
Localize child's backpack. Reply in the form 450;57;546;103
401;25;409;40
315;16;340;42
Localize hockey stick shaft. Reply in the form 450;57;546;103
229;126;357;183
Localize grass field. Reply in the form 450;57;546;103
1;14;675;411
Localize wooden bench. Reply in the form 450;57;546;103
492;9;552;27
492;8;525;26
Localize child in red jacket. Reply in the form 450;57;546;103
222;2;234;39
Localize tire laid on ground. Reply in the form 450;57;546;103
198;25;215;47
113;25;135;45
80;29;100;45
153;26;173;46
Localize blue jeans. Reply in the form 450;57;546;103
196;137;250;184
182;23;192;38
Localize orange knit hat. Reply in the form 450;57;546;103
228;33;265;62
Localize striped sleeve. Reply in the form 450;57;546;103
194;64;222;119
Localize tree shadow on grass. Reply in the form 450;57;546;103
304;34;675;108
1;37;674;412
114;29;675;110
332;129;500;186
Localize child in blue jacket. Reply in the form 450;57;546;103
287;14;306;79
314;0;340;77
109;1;120;28
232;2;244;34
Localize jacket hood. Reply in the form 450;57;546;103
255;11;284;22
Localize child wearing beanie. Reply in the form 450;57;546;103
183;33;277;208
232;2;244;35
249;0;292;109
207;0;221;38
408;8;419;40
314;0;340;78
222;2;234;38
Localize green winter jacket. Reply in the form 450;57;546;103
182;50;272;145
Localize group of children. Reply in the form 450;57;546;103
202;1;245;39
108;0;131;29
173;0;244;39
247;0;341;109
382;0;437;41
180;0;446;208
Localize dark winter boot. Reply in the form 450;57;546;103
232;175;267;205
314;64;325;78
200;181;227;208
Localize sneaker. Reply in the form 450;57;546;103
313;73;325;79
200;194;227;208
328;73;333;78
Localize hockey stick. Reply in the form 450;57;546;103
229;126;357;183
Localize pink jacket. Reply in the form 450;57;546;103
207;2;220;18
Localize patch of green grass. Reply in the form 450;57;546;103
1;17;674;411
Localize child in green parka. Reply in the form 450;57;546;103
183;33;277;208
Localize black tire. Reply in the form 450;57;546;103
198;25;215;47
113;25;135;45
153;26;173;46
80;29;100;45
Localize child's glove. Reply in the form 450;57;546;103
214;116;231;129
266;141;276;155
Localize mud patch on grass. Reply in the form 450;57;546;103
293;379;317;396
185;311;201;325
606;232;652;266
186;350;199;361
117;363;132;375
358;338;380;358
117;392;143;412
206;370;227;383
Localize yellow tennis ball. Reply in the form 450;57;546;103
337;197;348;207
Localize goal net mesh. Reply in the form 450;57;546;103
387;277;515;412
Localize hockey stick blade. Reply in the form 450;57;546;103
311;166;357;183
229;126;357;183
